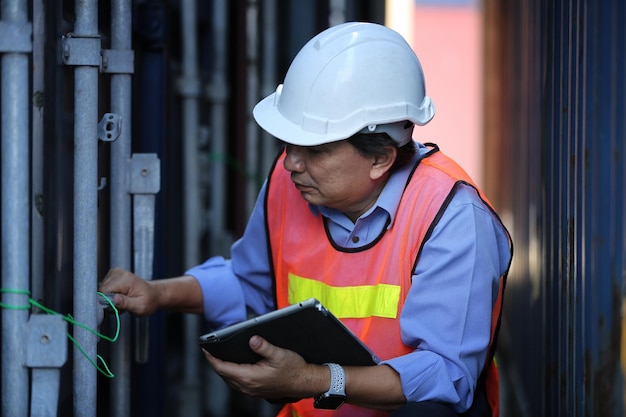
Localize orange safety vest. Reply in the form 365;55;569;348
265;144;511;417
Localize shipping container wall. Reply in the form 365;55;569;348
0;2;386;417
484;1;626;416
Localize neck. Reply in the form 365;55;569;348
342;177;389;223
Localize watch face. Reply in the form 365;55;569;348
314;394;346;410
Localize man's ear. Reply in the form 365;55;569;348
370;146;397;180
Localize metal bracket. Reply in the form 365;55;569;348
101;49;135;74
61;33;101;67
0;21;32;53
26;314;68;417
26;314;67;368
128;153;160;363
129;153;160;195
98;113;122;142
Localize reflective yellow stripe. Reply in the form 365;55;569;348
287;273;400;319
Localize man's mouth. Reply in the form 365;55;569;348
291;177;313;191
293;182;312;191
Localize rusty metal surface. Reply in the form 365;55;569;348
483;1;626;416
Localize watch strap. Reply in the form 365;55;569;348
324;363;346;396
314;363;347;409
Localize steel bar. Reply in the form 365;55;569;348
0;0;31;415
208;0;230;258
180;1;201;415
71;1;100;416
109;0;133;415
31;0;45;303
204;1;232;414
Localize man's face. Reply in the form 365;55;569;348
283;140;386;221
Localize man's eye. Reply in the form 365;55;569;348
307;145;329;155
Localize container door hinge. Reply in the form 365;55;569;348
101;49;135;74
26;314;68;417
128;153;160;363
61;33;101;67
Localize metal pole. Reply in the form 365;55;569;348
256;3;281;416
31;0;45;303
72;0;100;415
205;1;232;414
329;0;346;27
245;0;260;214
260;0;277;178
207;0;231;256
180;0;200;267
109;0;133;415
179;1;201;415
1;0;31;415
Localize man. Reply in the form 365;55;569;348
100;22;512;417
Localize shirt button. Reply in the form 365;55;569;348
352;236;360;244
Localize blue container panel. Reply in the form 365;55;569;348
485;0;626;416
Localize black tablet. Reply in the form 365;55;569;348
199;298;380;366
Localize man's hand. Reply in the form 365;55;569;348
99;269;204;316
203;335;329;401
99;268;160;316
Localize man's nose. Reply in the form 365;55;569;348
284;145;305;172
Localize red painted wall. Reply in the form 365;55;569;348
410;6;483;186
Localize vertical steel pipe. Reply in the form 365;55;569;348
1;0;31;415
208;0;230;257
109;0;133;416
329;0;346;27
72;1;99;416
205;1;232;414
245;0;260;214
180;2;200;267
180;1;201;416
260;0;277;177
31;0;45;303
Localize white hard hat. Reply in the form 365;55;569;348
253;21;435;147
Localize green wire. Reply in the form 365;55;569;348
0;288;121;378
0;288;31;309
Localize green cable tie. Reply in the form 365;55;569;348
0;288;31;310
0;288;121;378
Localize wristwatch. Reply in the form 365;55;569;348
314;363;347;409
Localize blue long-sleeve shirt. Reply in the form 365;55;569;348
186;143;511;412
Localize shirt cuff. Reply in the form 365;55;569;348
382;351;467;411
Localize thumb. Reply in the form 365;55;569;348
113;293;148;316
249;336;276;359
111;293;130;311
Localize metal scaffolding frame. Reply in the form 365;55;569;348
0;1;356;416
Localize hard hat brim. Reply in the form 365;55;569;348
254;92;435;146
253;93;355;146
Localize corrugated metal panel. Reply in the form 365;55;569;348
484;0;626;416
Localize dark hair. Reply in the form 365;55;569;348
347;133;416;172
